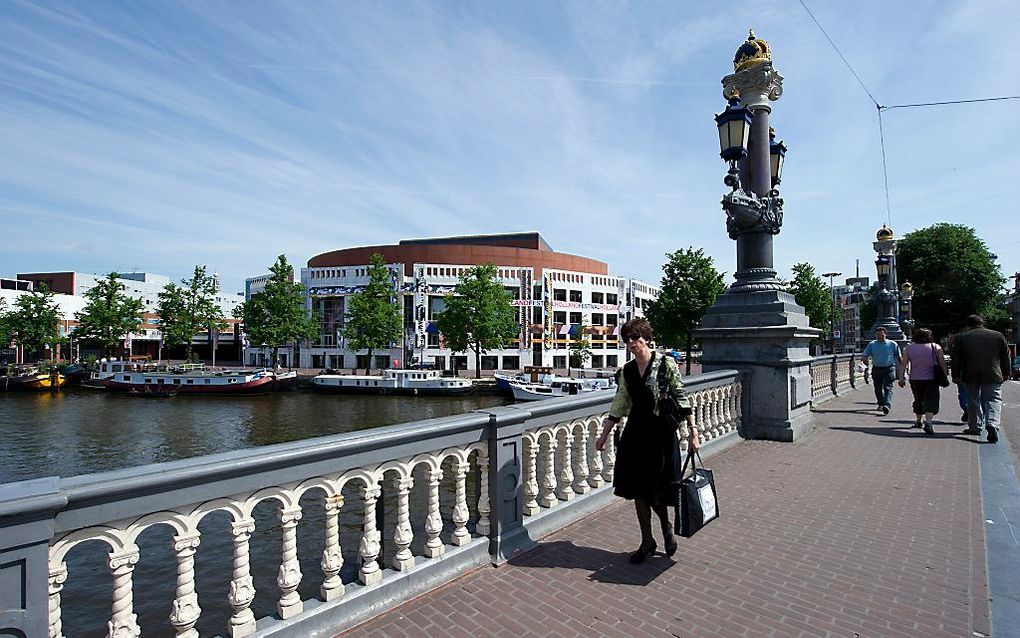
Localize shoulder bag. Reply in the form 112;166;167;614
931;344;950;388
657;356;684;432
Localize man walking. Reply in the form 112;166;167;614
862;327;900;415
951;314;1010;443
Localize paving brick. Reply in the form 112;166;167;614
335;385;994;638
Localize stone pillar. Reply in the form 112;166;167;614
477;406;532;565
695;33;822;442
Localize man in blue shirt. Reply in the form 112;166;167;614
861;327;901;415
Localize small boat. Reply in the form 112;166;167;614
271;370;299;391
104;365;275;396
311;369;474;396
1;368;65;391
509;376;614;401
127;386;179;398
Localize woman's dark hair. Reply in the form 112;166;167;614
912;327;933;344
620;318;654;342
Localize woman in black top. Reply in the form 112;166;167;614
596;318;699;563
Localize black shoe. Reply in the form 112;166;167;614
923;422;934;436
987;427;998;444
664;537;678;557
912;419;923;428
629;540;657;564
962;427;981;435
961;412;969;422
881;406;890;415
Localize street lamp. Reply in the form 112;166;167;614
714;96;753;189
822;271;841;353
769;128;787;187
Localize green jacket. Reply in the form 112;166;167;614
950;327;1010;384
608;354;691;421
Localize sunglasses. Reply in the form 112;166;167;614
622;335;643;343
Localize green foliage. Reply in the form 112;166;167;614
896;223;1006;337
645;247;726;372
156;265;228;362
73;273;145;357
436;263;517;379
1;285;62;360
341;254;403;374
787;263;842;332
237;255;319;366
569;322;592;370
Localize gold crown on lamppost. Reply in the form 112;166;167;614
876;224;894;241
733;28;772;72
900;281;913;292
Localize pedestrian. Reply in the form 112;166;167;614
947;333;970;422
950;315;1011;443
897;328;947;435
861;327;901;415
595;318;699;564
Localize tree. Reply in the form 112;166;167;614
644;247;727;374
896;223;1006;338
236;255;319;368
156;265;227;362
2;285;62;362
341;253;403;374
436;263;517;379
787;262;842;334
568;322;592;372
73;273;145;358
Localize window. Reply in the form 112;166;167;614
591;292;604;304
173;379;181;385
123;375;132;382
553;311;567;324
502;355;520;370
607;293;618;305
157;378;164;384
452;355;468;371
569;312;582;324
606;355;618;368
481;356;498;370
591;314;604;326
228;378;235;383
553;289;566;302
569;290;582;303
428;333;440;348
145;378;153;383
312;354;324;369
186;379;194;384
553;356;567;369
591;355;603;368
204;379;211;384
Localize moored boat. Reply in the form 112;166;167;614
1;368;65;391
271;370;299;391
508;376;614;401
311;369;474;396
104;367;275;396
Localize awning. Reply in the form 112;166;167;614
425;322;441;334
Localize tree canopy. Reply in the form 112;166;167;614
73;273;145;358
436;263;517;378
644;247;726;373
1;285;62;362
341;253;403;374
156;265;227;362
787;262;842;334
236;255;318;367
568;322;592;371
896;223;1006;337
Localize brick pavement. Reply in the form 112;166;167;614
338;384;992;638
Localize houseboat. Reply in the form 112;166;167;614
311;369;474;396
508;376;614;401
103;367;276;396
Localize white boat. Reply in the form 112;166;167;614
509;376;614;401
104;366;276;396
311;369;474;396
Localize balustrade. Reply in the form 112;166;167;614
809;354;858;405
2;371;743;638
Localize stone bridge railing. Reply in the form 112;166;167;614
809;353;863;405
0;370;743;638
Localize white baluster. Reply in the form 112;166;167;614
735;382;743;429
170;533;201;638
321;494;345;601
572;424;590;494
475;447;491;537
587;423;604;489
712;389;722;438
277;505;303;619
424;468;445;557
392;476;415;570
359;483;383;586
522;438;540;515
227;517;256;638
601;422;616;483
556;430;575;501
539;434;558;508
107;545;140;638
450;460;471;546
48;562;67;638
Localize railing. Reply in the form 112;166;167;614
0;370;743;638
809;353;860;404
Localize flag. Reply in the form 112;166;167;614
558;324;571;335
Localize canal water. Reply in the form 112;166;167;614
1;387;512;636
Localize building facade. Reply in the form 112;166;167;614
263;233;657;373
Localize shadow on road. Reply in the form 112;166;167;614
830;425;987;443
508;540;673;586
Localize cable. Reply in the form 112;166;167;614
881;95;1020;110
877;108;892;226
798;0;880;108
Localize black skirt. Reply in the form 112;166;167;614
612;356;681;506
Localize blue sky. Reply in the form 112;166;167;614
2;0;1017;295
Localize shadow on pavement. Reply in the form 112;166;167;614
830;425;987;443
508;540;673;586
813;407;878;415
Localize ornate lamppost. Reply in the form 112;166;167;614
696;30;822;442
899;281;914;341
867;225;905;343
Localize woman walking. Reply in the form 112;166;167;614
897;328;948;435
595;318;699;563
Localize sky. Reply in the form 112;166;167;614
2;0;1018;295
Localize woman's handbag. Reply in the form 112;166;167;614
675;450;719;538
656;356;684;432
931;345;950;388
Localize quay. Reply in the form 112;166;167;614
2;358;1017;637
